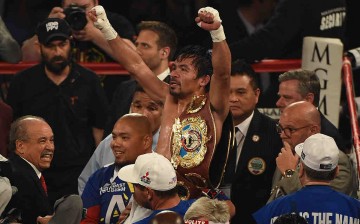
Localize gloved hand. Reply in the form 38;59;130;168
195;7;225;42
90;5;117;40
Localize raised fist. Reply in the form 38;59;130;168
195;7;222;31
89;5;117;40
195;7;225;42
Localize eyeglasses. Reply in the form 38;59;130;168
276;122;312;137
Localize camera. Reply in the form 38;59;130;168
64;4;87;31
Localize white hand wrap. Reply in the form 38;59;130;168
92;5;118;40
198;7;226;42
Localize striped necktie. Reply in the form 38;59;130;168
235;127;244;168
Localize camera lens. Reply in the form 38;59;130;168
64;6;87;31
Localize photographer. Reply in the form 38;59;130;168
21;0;136;102
23;0;135;61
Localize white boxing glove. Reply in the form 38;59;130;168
197;7;225;42
92;5;118;40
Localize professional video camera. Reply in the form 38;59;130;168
64;4;87;31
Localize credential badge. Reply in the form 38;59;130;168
248;157;266;175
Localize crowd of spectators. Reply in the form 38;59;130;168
0;0;359;223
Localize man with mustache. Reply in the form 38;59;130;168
6;18;109;206
4;115;54;223
89;6;231;197
104;20;177;136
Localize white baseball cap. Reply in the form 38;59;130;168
294;133;339;171
118;152;177;191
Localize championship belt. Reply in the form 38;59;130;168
171;94;234;199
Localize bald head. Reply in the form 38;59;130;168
117;113;152;136
279;101;321;148
283;101;321;128
111;113;153;166
149;211;184;224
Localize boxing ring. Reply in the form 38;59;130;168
0;59;359;177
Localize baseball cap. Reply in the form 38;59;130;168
118;153;177;191
36;18;72;45
294;133;339;171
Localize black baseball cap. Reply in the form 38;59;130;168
36;18;72;45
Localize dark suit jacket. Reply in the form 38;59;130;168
226;109;283;224
219;0;249;45
5;154;52;224
104;75;170;136
320;112;347;152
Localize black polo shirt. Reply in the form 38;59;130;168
7;63;109;167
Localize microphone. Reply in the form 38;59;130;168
346;47;360;68
11;186;18;195
0;208;21;224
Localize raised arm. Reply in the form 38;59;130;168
196;7;231;121
89;6;168;103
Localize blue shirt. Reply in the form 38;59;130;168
78;131;159;195
82;164;134;224
133;199;196;224
253;185;360;224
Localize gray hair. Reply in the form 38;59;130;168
278;69;320;107
9;115;46;151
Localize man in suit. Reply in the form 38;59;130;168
276;69;348;153
222;60;283;224
5;115;54;224
104;20;178;135
219;0;278;107
220;0;277;44
268;101;358;203
254;134;360;224
6;18;109;206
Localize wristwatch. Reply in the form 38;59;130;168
283;169;295;178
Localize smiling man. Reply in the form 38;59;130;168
5;115;54;224
81;114;153;224
78;85;164;195
6;17;109;206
